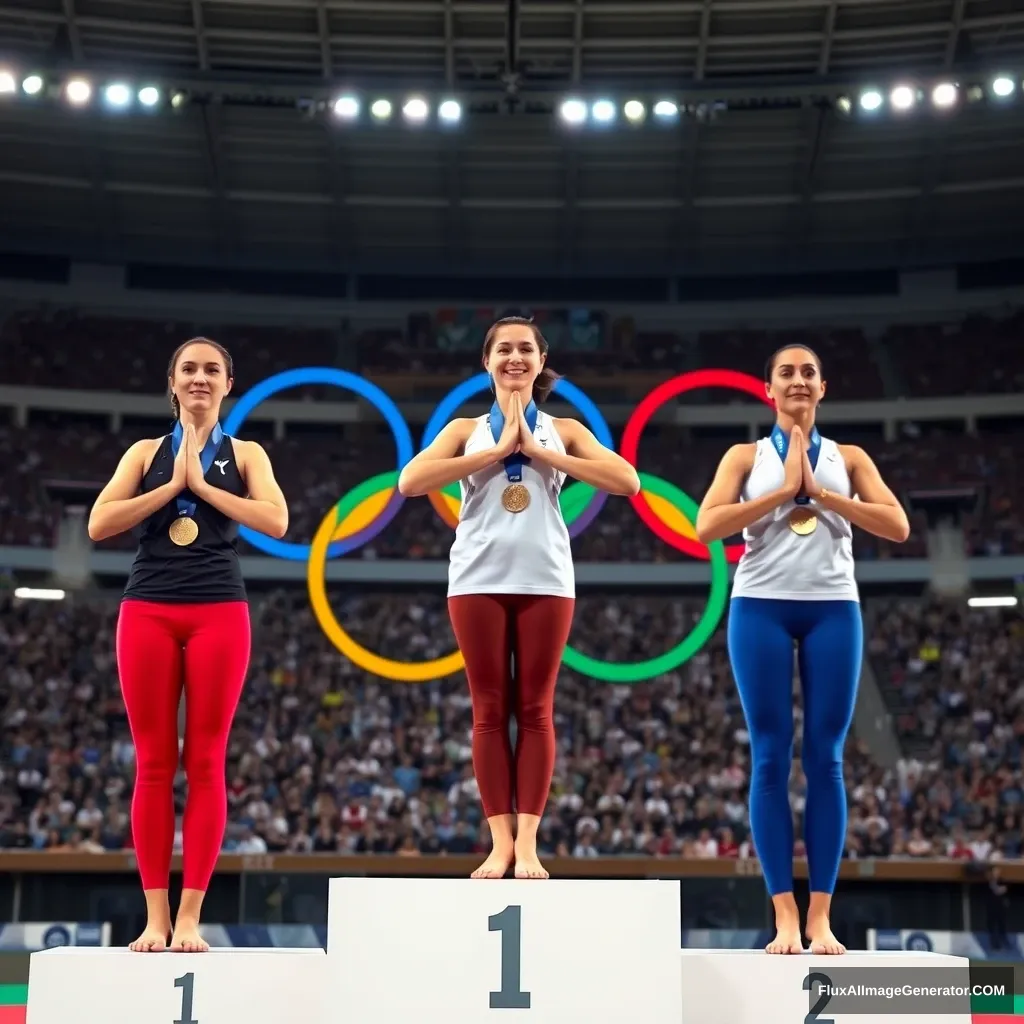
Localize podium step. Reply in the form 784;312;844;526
679;948;975;1024
26;947;326;1024
327;877;683;1023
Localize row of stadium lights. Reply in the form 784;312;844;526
838;76;1018;115
1;69;1019;126
0;71;168;109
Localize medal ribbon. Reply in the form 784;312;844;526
170;421;224;519
489;397;538;485
770;424;821;506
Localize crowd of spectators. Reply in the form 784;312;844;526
0;302;1020;864
1;304;1022;560
0;587;1020;864
1;304;1023;401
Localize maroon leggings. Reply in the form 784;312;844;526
116;599;250;892
448;594;575;818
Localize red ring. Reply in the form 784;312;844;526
620;369;774;563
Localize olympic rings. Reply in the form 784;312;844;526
222;367;414;561
620;368;773;563
228;366;770;683
306;470;728;684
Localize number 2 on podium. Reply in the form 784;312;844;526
488;905;531;1009
174;972;199;1024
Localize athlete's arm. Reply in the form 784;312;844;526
527;419;641;496
695;443;796;544
397;419;503;497
87;439;182;542
817;446;911;543
193;441;289;539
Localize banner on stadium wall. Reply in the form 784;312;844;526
0;923;110;950
414;308;606;352
869;929;1024;961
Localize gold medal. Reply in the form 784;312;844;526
788;507;818;536
501;483;530;513
169;516;199;546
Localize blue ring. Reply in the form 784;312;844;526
222;367;414;561
421;373;614;539
421;373;615;449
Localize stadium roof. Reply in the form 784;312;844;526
1;0;1024;277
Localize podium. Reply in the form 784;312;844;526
326;877;683;1022
679;948;974;1024
25;947;327;1024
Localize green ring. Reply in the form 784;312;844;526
560;473;729;684
334;471;729;685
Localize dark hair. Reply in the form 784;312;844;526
481;316;562;403
167;337;234;419
764;344;823;383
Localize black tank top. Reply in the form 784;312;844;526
122;433;248;603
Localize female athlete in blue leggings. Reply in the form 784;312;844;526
696;345;910;955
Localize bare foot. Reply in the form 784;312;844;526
807;919;846;955
766;917;804;955
471;845;514;879
513;844;549;879
129;924;170;952
170;917;209;952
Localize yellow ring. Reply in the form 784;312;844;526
307;496;466;682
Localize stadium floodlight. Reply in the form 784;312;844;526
22;74;44;95
967;595;1018;608
591;99;616;123
138;86;160;107
859;89;883;112
14;587;66;601
438;99;461;122
65;78;92;105
370;98;392;120
104;82;132;108
992;76;1015;98
559;98;587;125
0;70;15;94
931;82;958;108
333;95;359;119
835;95;853;115
402;96;429;122
623;99;646;122
653;99;679;119
890;84;916;111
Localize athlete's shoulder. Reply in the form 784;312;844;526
723;442;758;467
129;436;166;460
835;442;868;469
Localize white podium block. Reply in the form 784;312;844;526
327;877;682;1023
680;949;974;1024
26;947;327;1024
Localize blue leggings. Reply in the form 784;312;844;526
727;597;862;896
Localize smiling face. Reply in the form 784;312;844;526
765;345;826;417
168;339;233;418
483;322;546;397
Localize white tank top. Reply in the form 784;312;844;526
447;410;575;599
730;435;859;602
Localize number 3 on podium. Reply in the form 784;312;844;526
489;905;531;1010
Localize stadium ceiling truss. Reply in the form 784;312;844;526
1;0;1023;275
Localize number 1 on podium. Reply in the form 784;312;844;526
488;905;531;1010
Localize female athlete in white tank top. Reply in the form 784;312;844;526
696;344;910;959
398;316;639;881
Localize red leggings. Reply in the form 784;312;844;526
116;599;250;892
447;594;575;818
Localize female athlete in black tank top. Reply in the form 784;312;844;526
88;338;288;954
